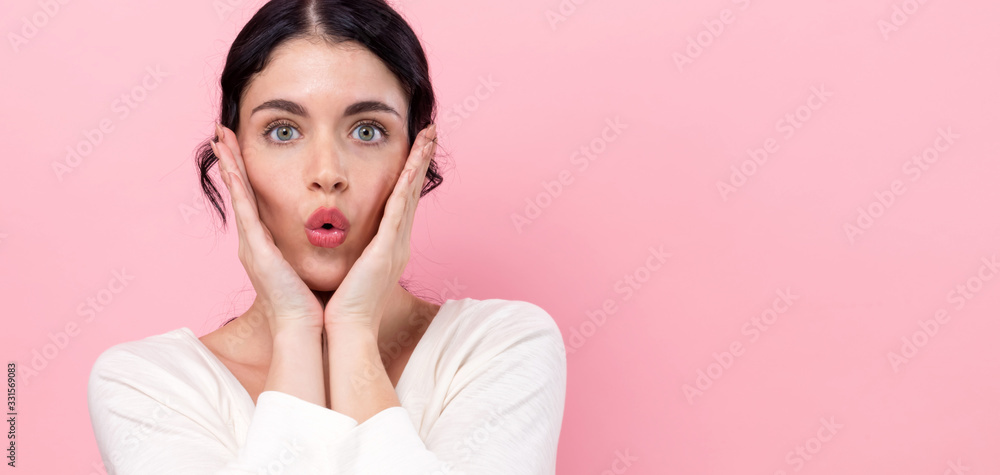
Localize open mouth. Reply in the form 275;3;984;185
305;206;350;248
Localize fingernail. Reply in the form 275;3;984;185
211;142;225;171
429;123;437;137
215;123;224;143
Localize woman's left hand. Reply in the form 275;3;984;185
322;123;438;333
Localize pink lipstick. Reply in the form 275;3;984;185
305;206;350;248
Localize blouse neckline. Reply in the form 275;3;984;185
177;298;456;414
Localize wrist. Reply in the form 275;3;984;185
324;320;377;336
324;323;379;354
263;321;326;407
272;323;323;343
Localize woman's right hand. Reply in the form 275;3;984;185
211;123;325;335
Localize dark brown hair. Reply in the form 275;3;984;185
195;0;443;232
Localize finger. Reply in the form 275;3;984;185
218;124;251;196
411;137;436;199
401;124;436;186
363;125;436;257
217;124;259;210
400;138;436;244
221;166;272;256
398;174;419;246
211;136;238;187
215;140;258;219
380;124;434;225
220;165;288;310
213;128;260;217
211;143;249;242
386;130;436;243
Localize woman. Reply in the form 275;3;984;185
86;1;566;473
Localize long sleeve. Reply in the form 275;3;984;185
88;347;359;475
87;301;567;475
315;301;568;474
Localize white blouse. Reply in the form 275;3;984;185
87;298;566;475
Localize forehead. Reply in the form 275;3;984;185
241;37;407;117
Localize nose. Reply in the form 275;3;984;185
307;134;347;193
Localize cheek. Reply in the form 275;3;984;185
239;140;268;176
377;172;402;206
358;174;400;228
239;146;292;223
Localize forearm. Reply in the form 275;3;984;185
262;326;326;408
325;324;400;423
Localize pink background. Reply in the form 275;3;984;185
3;0;999;473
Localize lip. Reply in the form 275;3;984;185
305;206;350;248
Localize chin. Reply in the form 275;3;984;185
302;273;346;292
291;250;347;289
302;264;347;291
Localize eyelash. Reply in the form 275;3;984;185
260;119;390;148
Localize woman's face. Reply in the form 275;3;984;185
235;37;411;291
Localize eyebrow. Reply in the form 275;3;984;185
250;99;402;119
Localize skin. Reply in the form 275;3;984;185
199;36;442;419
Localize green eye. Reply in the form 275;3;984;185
262;120;301;145
275;126;292;140
352;121;388;146
270;125;299;142
357;125;377;141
